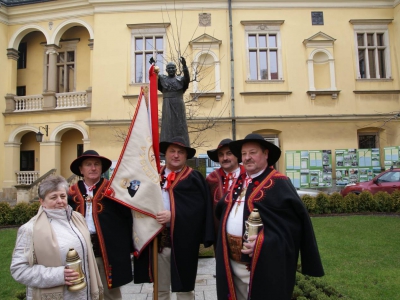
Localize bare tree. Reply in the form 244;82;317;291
113;4;229;149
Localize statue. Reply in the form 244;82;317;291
152;57;190;147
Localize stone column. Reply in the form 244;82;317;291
88;39;94;90
5;93;16;112
39;141;61;177
45;44;60;92
3;142;21;188
43;44;60;110
6;48;18;95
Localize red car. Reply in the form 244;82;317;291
340;168;400;197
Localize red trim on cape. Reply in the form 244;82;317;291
69;179;115;288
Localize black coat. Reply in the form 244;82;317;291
215;167;324;300
134;166;215;292
68;178;133;289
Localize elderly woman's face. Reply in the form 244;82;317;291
39;188;68;209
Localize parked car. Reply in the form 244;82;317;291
340;168;400;197
296;189;320;197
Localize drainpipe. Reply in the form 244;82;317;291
228;0;236;140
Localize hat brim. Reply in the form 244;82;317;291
160;141;196;159
207;147;242;164
70;155;112;176
229;139;281;166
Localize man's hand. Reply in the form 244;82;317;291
149;57;155;65
156;210;171;224
180;56;187;67
241;234;257;257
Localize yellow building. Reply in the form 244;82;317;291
1;0;400;201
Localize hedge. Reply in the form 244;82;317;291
301;191;400;215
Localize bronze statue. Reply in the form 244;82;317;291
156;57;190;147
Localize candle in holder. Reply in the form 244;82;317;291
65;248;87;291
243;208;263;249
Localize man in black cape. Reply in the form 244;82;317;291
68;150;133;299
215;134;324;300
135;136;214;300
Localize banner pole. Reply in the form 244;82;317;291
153;238;158;300
149;61;160;300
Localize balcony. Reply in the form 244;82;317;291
5;90;91;113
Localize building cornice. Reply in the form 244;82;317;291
349;19;393;25
0;0;397;23
4;0;94;25
84;113;399;126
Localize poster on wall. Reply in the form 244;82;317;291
384;146;400;170
335;149;381;185
286;150;332;188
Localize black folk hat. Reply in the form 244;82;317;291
70;150;112;176
159;136;196;159
207;138;242;163
229;133;281;166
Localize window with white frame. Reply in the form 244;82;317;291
351;20;392;79
128;24;169;84
43;40;78;93
241;21;284;81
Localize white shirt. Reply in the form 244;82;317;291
224;166;241;191
83;181;98;234
226;168;266;236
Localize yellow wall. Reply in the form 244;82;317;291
2;1;400;195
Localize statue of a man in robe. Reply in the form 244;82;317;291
157;57;190;146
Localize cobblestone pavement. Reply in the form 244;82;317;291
121;258;217;300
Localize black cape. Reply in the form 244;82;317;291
215;167;324;300
134;166;215;292
68;178;133;289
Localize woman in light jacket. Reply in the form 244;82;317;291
10;175;103;300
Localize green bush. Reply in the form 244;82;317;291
0;202;13;225
374;192;393;212
343;193;359;213
294;272;343;299
11;203;32;225
315;193;330;214
358;191;376;212
27;202;40;218
302;195;317;214
390;190;400;212
328;192;343;214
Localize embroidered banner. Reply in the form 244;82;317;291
105;84;163;254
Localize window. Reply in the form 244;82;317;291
17;42;27;69
57;50;75;92
351;20;392;79
248;33;279;80
241;20;284;81
358;132;378;149
128;23;169;84
134;36;163;83
44;40;78;92
16;86;26;96
20;150;34;171
357;32;387;78
77;144;83;157
379;171;400;183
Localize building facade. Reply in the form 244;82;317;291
1;0;400;200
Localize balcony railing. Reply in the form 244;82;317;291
56;91;88;108
14;95;44;111
9;91;89;112
16;171;40;185
15;169;56;202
